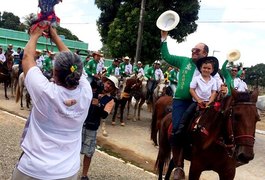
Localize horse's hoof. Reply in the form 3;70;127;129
120;122;125;126
173;167;185;180
111;121;116;126
102;130;108;137
20;107;24;110
133;118;137;122
5;97;9;100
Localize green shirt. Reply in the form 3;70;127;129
161;42;196;100
169;69;178;84
84;58;98;77
145;67;155;80
106;64;116;77
42;57;53;72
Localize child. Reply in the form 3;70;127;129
175;56;219;139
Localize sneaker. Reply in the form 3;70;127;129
111;121;116;125
80;176;89;180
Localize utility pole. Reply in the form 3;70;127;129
134;0;146;65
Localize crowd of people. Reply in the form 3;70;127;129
6;20;249;180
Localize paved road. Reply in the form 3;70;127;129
0;89;265;179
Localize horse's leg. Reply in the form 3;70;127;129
112;100;119;125
165;159;175;180
172;147;185;180
119;98;127;126
137;98;145;121
4;82;9;100
126;97;131;120
20;87;24;110
133;99;139;121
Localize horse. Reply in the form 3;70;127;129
111;76;142;125
154;88;259;180
10;64;19;97
0;58;13;99
150;95;173;146
15;72;31;110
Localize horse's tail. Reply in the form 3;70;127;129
150;106;158;146
15;80;21;103
155;113;172;172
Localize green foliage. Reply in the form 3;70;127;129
95;0;200;65
0;12;25;31
245;63;265;87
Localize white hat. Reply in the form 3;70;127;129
227;49;241;62
124;56;130;60
154;60;161;65
137;61;142;64
102;75;119;89
156;10;180;31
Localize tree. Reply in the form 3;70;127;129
245;63;265;87
0;11;25;31
95;0;200;64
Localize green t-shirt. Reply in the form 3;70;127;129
161;42;196;100
84;58;98;77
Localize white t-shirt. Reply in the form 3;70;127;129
125;63;132;74
155;68;164;81
18;66;92;179
97;59;105;74
236;79;248;92
190;74;217;102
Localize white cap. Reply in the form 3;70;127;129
154;60;161;65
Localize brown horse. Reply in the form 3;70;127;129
150;95;173;146
0;58;13;99
154;89;259;180
112;77;143;125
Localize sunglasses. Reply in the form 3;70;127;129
191;48;202;53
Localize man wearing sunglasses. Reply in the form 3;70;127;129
221;60;242;95
160;31;209;179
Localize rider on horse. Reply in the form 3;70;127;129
84;51;103;83
145;60;164;103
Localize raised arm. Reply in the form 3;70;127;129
22;27;44;76
49;26;69;52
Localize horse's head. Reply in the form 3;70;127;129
230;88;259;166
124;77;142;93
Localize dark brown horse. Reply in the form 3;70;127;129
154;89;259;180
0;56;13;99
150;95;173;146
112;77;143;125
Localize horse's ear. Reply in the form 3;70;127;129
250;88;259;102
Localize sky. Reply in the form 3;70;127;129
1;0;265;67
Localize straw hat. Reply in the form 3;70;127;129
227;49;241;62
156;10;180;31
92;51;103;57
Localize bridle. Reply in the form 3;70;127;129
231;101;257;147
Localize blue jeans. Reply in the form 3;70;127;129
172;99;193;132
